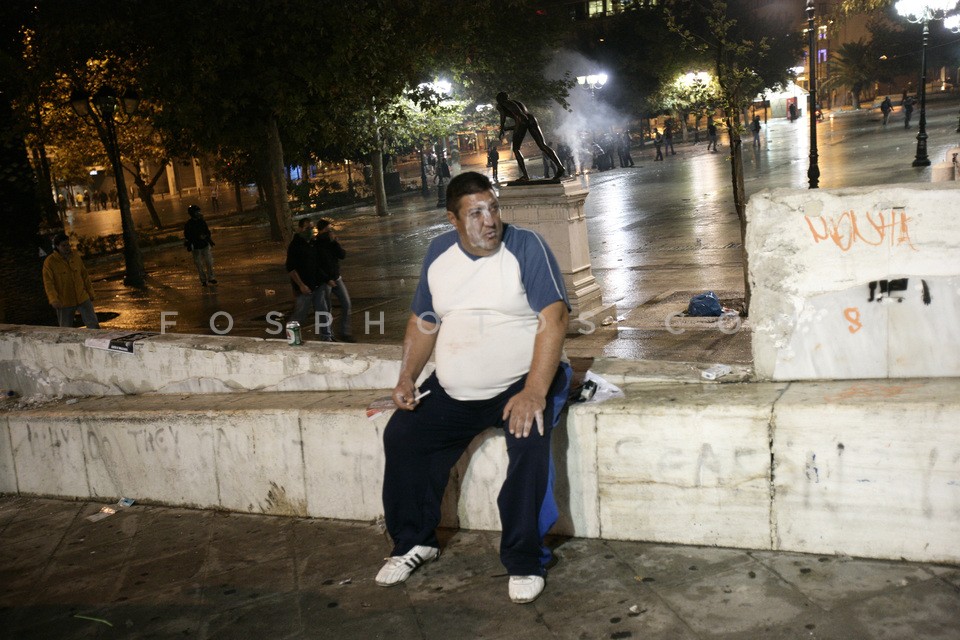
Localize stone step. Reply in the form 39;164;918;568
3;377;958;565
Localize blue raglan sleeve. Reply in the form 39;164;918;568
410;231;458;320
510;227;570;313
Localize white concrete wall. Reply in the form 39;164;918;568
747;182;960;381
0;389;596;536
3;377;958;564
585;383;785;549
771;379;960;563
0;324;428;397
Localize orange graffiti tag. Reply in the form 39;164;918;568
843;307;862;333
824;382;925;403
804;210;918;252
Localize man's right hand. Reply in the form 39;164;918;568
392;379;420;411
298;283;311;295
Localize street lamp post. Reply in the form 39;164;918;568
70;87;146;287
807;0;820;189
895;0;959;167
915;17;931;166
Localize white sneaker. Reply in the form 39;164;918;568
375;545;439;586
508;575;545;603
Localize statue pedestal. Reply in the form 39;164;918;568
498;181;615;333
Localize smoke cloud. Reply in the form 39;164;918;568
541;50;635;172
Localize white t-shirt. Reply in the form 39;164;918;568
411;224;568;400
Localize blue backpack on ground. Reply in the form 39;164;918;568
688;291;722;317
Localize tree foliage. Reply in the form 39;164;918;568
822;39;878;108
663;0;804;312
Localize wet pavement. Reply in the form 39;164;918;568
9;103;960;638
2;495;959;639
68;100;960;365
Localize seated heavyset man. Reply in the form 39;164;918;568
376;171;572;604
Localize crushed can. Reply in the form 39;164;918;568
285;321;302;345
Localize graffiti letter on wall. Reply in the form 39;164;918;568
843;307;862;333
804;210;918;252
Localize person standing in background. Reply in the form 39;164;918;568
42;232;100;329
183;204;217;286
315;219;354;343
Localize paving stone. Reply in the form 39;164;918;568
751;550;935;611
606;540;754;588
650;561;815;637
2;494;959;639
203;593;301;639
848;579;960;640
540;599;698;640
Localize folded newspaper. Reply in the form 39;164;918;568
84;332;159;354
366;396;396;420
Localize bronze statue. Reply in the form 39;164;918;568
496;92;565;181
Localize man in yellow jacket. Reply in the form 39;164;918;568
42;232;100;329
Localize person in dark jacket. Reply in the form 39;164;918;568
286;218;333;341
487;143;500;182
315;219;354;342
183;205;217;286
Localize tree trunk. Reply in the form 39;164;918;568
123;162;164;229
371;148;388;217
0;92;49;325
29;146;60;228
725;109;751;313
233;181;244;214
263;116;294;245
369;121;389;217
257;169;283;242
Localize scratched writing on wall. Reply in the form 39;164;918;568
804;210;918;252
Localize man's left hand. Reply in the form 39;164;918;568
502;388;545;438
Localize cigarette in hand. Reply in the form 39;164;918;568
413;390;431;402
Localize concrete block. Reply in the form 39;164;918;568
0;324;423;398
8;415;89;498
557;407;601;538
301;394;388;522
0;413;18;493
747;183;960;380
211;405;307;516
772;379;960;564
592;383;784;549
930;161;954;182
80;412;220;509
449;429;506;531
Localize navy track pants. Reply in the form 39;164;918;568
381;363;572;576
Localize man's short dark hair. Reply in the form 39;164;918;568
52;232;69;246
446;171;494;217
297;218;312;230
188;204;201;216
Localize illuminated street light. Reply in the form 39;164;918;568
806;0;820;188
895;0;960;167
69;86;146;287
576;73;608;99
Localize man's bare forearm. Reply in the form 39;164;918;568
524;301;568;398
398;313;438;385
